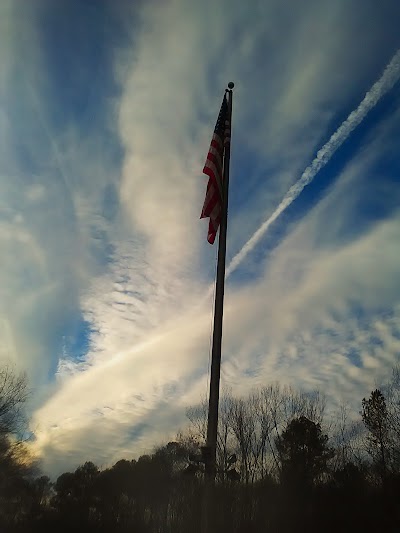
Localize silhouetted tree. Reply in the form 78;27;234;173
362;389;391;482
276;416;333;490
52;461;100;530
5;374;400;532
0;364;28;436
0;364;35;530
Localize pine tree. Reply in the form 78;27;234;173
276;416;333;490
362;389;390;482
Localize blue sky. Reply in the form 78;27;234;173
1;0;400;474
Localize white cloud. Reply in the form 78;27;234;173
32;124;400;473
227;48;400;276
1;0;399;474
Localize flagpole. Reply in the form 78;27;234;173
202;82;234;532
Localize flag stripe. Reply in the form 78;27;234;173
203;160;222;195
207;146;223;171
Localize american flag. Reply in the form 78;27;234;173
200;93;231;244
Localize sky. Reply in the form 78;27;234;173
1;0;400;476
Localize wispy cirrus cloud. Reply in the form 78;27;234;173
34;102;400;475
1;0;399;475
227;49;400;276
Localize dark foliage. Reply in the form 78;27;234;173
1;364;400;532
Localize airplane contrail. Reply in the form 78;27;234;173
226;49;400;277
27;81;73;193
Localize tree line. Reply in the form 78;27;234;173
1;363;400;532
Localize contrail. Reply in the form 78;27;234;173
226;49;400;277
27;82;72;192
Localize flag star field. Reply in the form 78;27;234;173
1;0;400;475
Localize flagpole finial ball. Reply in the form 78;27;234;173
228;82;234;89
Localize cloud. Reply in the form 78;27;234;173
0;2;125;384
32;111;400;474
1;0;399;474
227;48;400;277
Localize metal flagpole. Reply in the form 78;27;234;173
201;82;234;533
